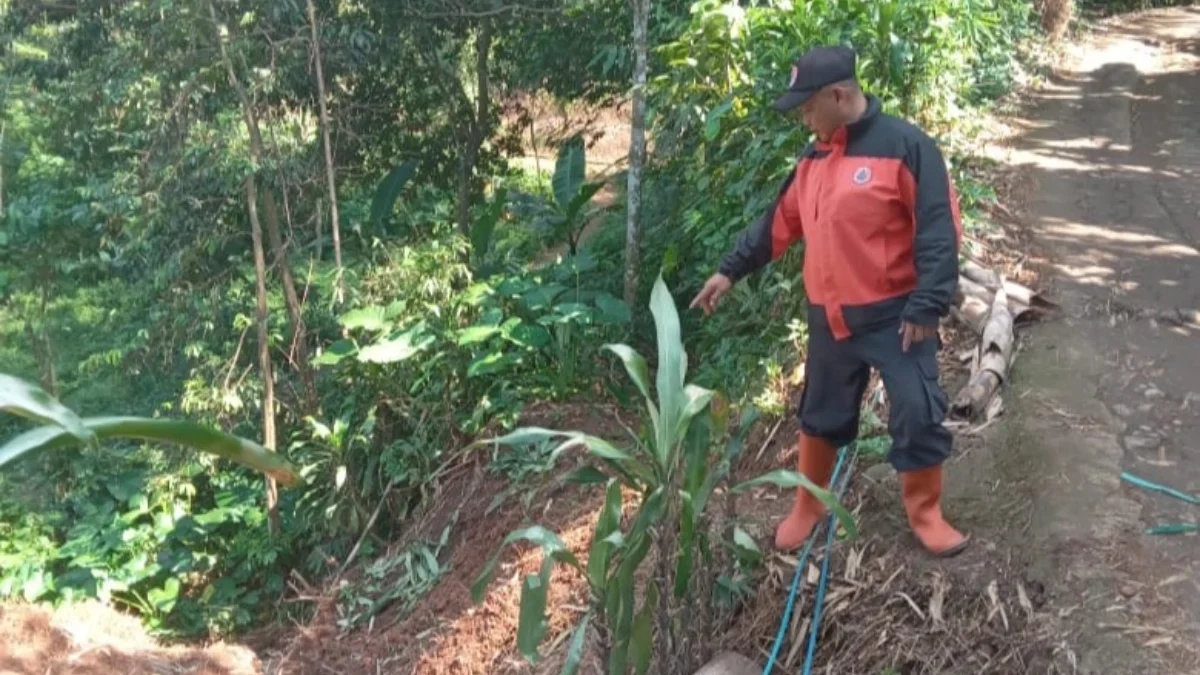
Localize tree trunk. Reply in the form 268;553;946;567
454;19;493;240
244;177;280;532
209;0;318;415
624;0;649;309
306;0;345;305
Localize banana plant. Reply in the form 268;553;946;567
0;373;301;487
548;134;605;256
471;275;854;674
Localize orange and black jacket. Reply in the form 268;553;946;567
719;94;963;341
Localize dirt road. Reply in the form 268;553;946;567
968;7;1200;673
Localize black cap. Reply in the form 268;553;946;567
772;45;857;112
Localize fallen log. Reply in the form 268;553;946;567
961;260;1058;313
961;260;1002;289
953;279;1028;334
952;283;1015;420
952;294;991;334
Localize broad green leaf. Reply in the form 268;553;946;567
704;100;733;141
358;322;434;364
0;374;94;447
563;181;605;223
503;323;551;348
560;613;592;675
732;525;762;559
552;135;586;211
630;582;658;675
594;293;632;324
467;351;523;377
471;526;580;604
516;558;552;662
369;160;417;227
519;284;566;311
312;339;357;367
457;324;501;345
472;187;507;258
338;307;387;332
0;417;301;487
731;469;857;539
602;344;652;402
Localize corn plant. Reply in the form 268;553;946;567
472;275;855;675
0;373;301;486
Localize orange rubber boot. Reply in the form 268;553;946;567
774;434;838;551
900;464;970;557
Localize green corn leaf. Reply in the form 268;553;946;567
630;581;658;675
608;533;651;675
602;344;652;402
516;557;553;662
675;494;696;598
648;275;688;464
626;487;665;543
731;469;857;539
678;384;714;435
471;526;580;604
565;466;608;485
586;479;624;589
0;374;94;447
560;613;592;675
485;427;631;462
0;416;300;487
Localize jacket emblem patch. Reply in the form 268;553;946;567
852;167;872;185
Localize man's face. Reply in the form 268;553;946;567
796;86;843;142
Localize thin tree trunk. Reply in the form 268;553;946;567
245;177;280;533
261;190;319;412
1;122;6;219
624;0;649;308
209;0;318;415
306;0;345;304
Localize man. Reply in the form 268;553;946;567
690;45;969;558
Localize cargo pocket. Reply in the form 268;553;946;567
915;350;950;425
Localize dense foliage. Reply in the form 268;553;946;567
2;0;1041;643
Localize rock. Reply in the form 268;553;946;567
1139;404;1154;413
1145;386;1166;400
1124;434;1160;451
1112;404;1133;417
693;651;761;675
1120;583;1138;598
863;462;897;483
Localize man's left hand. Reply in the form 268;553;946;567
899;321;937;352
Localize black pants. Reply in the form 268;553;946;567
797;318;953;471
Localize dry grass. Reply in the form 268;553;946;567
720;521;1068;675
0;601;260;675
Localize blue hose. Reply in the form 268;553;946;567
760;447;852;675
801;492;841;675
